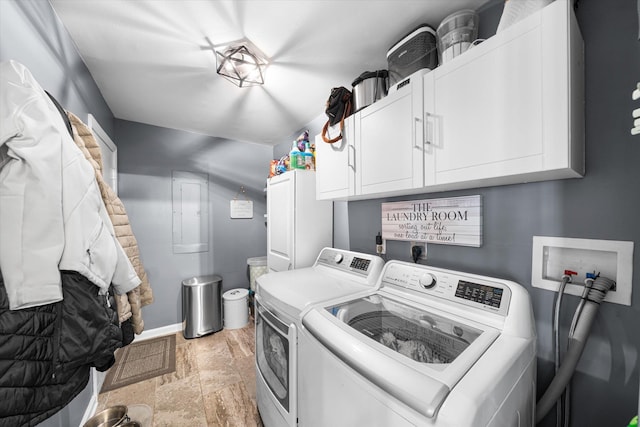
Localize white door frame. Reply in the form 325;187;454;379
87;114;118;195
86;114;117;409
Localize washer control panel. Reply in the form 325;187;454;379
315;248;385;283
455;280;504;309
380;261;512;316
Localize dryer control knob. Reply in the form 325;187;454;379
334;253;344;264
419;273;437;289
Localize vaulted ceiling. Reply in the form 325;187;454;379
50;0;491;145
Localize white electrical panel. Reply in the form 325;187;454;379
172;171;209;254
532;236;634;306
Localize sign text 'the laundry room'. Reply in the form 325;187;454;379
381;195;482;247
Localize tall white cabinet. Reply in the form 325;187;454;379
267;170;333;272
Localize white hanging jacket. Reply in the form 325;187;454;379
0;60;140;310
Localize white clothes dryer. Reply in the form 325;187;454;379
299;260;537;426
255;248;385;427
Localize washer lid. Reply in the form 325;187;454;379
341;295;483;364
223;288;248;300
302;292;501;419
256;267;371;319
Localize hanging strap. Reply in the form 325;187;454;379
321;97;352;144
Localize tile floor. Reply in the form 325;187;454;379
97;320;263;426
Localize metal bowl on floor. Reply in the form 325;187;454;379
83;405;129;427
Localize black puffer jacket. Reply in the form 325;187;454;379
0;270;123;427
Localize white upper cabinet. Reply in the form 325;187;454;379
423;0;583;190
315;0;583;201
315;119;356;200
354;75;424;196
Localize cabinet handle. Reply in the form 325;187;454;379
348;144;356;171
424;112;431;145
414;117;423;150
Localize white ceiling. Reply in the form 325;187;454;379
50;0;491;146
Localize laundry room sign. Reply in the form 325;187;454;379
381;195;482;247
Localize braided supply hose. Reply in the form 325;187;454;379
552;275;571;427
536;276;616;424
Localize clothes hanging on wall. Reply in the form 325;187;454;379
67;111;154;335
0;270;122;426
0;59;138;425
0;59;140;310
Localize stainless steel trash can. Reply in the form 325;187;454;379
182;275;222;339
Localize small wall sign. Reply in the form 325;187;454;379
381;195;482;247
230;185;253;219
230;200;253;219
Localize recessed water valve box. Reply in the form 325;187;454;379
532;236;633;305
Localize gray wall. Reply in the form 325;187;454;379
347;1;640;426
0;0;114;135
115;120;272;330
0;1;116;426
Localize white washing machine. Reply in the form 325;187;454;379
299;260;537;426
255;248;385;427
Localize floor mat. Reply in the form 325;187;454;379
101;335;176;392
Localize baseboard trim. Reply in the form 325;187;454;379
79;394;98;426
136;322;183;341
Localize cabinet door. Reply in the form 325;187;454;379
315;118;355;200
356;78;423;196
428;15;545;185
267;173;294;271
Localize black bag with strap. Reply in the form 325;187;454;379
321;86;352;143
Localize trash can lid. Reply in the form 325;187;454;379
223;288;249;300
182;274;222;287
247;256;267;266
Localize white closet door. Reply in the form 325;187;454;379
88;114;118;194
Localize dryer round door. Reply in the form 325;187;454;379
255;301;296;413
